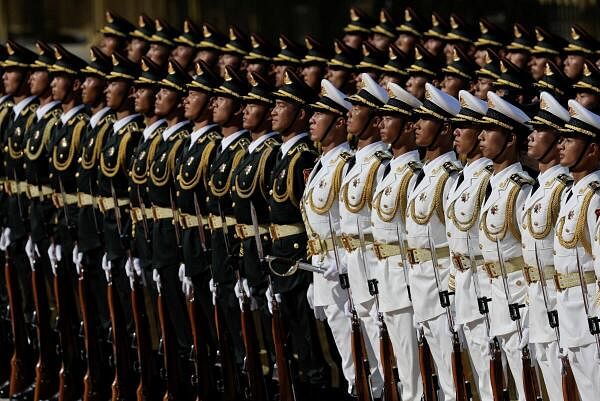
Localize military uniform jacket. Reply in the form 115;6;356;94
207;129;250;284
98;113;144;260
371;149;421;313
231;132;280;287
479;162;533;337
446;157;493;325
147;120;191;269
176;124;221;277
25;101;62;243
522;164;571;343
554;171;600;348
129;119;166;269
0;95;15;184
303;142;352;307
268;133;316;293
5;96;39;240
76;107;116;252
406;151;461;323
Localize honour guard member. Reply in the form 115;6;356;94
23;41;62;401
562;24;599;82
534;61;571;105
405;44;442;101
522;91;572;401
272;35;306;87
443;14;475;65
147;18;178;68
379;43;412;89
219;25;251;77
303;78;354;396
371;81;424;401
301;35;330;91
324;39;361;95
267;68;329;397
339;72;390;398
48;44;91;401
504;23;534;71
528;27;565;81
474;49;501;101
172;19;203;73
127;14;155;64
422;12;449;59
440;47;477;98
98;10;135;56
473;18;507;67
2;39;39;401
407;83;461;401
395;6;426;55
445;90;493;401
75;45;115;400
370;9;397;52
341;6;374;50
195;23;228;74
244;33;277;84
555;100;600;400
478;91;534;401
573;61;600;112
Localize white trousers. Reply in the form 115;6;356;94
462;319;493;401
323;299;355;393
421;313;456;401
355;299;384;398
533;341;562;401
566;343;600;401
497;331;526;401
383;308;423;401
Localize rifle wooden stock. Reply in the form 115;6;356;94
107;276;133;401
156;284;178;401
79;266;102;401
451;333;468;401
187;292;212;401
271;299;295;401
351;312;372;401
521;347;542;401
32;263;55;401
489;338;507;401
214;300;237;401
131;279;154;401
418;334;438;401
240;296;267;401
5;250;32;396
380;321;399;401
561;357;580;401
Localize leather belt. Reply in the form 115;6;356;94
179;213;209;229
406;246;450;265
76;192;95;207
97;197;130;213
235;223;268;239
27;184;53;199
522;265;556;285
5;180;28;195
452;252;484;272
151;206;174;220
269;223;305;240
339;233;374;252
207;215;237;230
52;192;78;208
372;242;402;260
554;271;596;292
483;256;526;279
307;235;343;256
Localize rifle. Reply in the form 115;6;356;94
574;247;600;353
107;178;134;401
493;236;542;401
417;328;438;401
327;212;372;401
532;243;579;401
427;226;469;401
465;234;507;401
356;219;398;401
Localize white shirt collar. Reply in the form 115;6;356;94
89;106;111;129
536;164;569;188
248;131;278;153
355;141;386;163
162;120;190;141
422;150;458;175
189;123;218;149
35;100;61;121
143;118;166;141
60;104;86;125
220;129;248;151
0;94;11;105
13;96;37;120
390;149;420;169
489;162;522;188
320;142;351;165
279;132;308;156
112;113;140;134
572;170;600;196
462;157;491;180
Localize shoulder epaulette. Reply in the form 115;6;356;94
339;151;353;162
509;172;535;187
291;141;312;155
407;161;422;172
49;108;62;120
236;136;251;149
264;137;280;148
556;173;574;186
100;113;116;126
374;150;392;162
588;181;600;193
484;164;494;173
24;102;39;115
206;131;221;142
443;161;461;175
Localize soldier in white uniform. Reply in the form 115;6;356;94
371;82;423;401
303;79;355;396
521;91;572;401
554;99;600;401
406;82;461;401
477;91;534;401
339;72;390;398
445;90;494;401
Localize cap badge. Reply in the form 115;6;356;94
405;9;412;22
479;21;488;34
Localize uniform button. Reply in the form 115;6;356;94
232;186;236;191
75;173;79;178
447;232;451;237
78;157;82;163
293;243;299;249
516;280;522;286
232;202;235;207
269;190;273;195
127;186;131;191
176;191;180;196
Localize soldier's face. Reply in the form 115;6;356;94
171;45;195;71
183;90;210;121
28;70;50;97
453;125;481;157
527;128;559;160
378;74;401;88
378;115;405;145
194;50;219;70
440;75;464;98
424;38;444;56
146;44;171;67
395;34;416;55
155;87;179;117
528;56;548;81
218;54;242;78
51;74;72;102
478;127;511;159
343;33;363;49
100;36;120;56
301;65;323;90
474;77;493;100
212;96;237;125
563;54;584;80
474;49;488;68
81;76;105;106
575;91;600;111
558;135;592;168
309;110;336;142
346;104;371;136
127;38;148;63
506;51;529;69
243;103;270;131
246;62;269;82
405;75;427;100
325;68;349;90
369;33;391;52
414;118;442;147
271;99;297;132
3;68;26;95
105;79;130;109
134;86;156;115
273;65;288;87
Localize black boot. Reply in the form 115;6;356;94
9;381;35;401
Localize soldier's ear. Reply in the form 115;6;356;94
72;78;83;92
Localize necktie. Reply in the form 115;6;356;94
484;182;493;202
455;171;465;188
382;163;391;179
309;159;322;183
531;180;540;194
565;189;573;203
414;169;425;188
345;156;356;176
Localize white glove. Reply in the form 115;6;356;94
25;236;38;270
48;243;62;275
306;283;315;309
182;276;193;298
323;264;339;280
208;279;217;306
72;244;83;275
518;328;530;350
101;253;112;282
153;268;161;291
178;263;185;282
265;286;282;315
234;278;257;310
314;306;326;321
133;258;143;278
343;299;353;318
0;228;11;251
125;257;135;279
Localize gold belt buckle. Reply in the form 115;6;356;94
269;225;279;241
406;248;418;265
340;234;353;252
484;262;497;278
452;253;466;271
307;238;320;256
372;243;383;260
522;265;533;284
553;273;564;292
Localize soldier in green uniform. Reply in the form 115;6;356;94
219;25;251;77
324;39;361;94
98;10;135;57
128;14;155;64
173;19;203;73
301;35;330;91
147;18;178;68
272;34;306;87
244;33;277;85
195;23;227;75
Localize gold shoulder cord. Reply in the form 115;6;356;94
340;159;382;213
447;173;491;231
81;121;111;169
210;147;245;197
53;119;86;172
0;105;10;129
307;158;346;215
26;115;59;160
235;146;274;199
131;134;162;185
557;187;594;255
24;108;37;131
167;139;183;179
150;137;180;186
374;167;415;224
481;182;521;242
408;172;449;225
178;137;217;191
525;180;566;240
